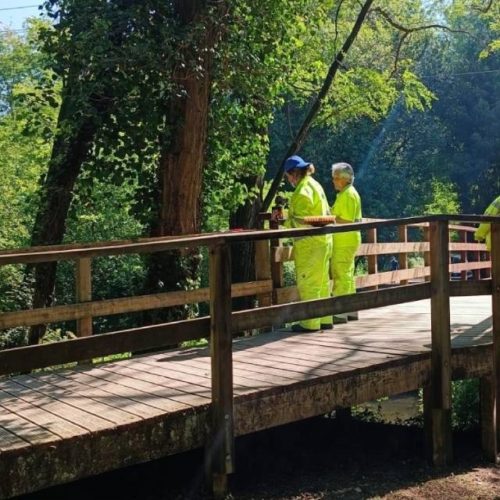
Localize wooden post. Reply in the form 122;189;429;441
270;219;284;303
474;248;481;280
423;385;433;461
255;239;272;307
208;242;235;498
366;228;378;290
423;225;431;282
428;219;453;465
76;258;92;337
489;222;500;461
484;249;492;279
480;376;498;462
459;230;468;281
398;225;408;285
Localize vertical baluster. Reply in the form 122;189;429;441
367;228;378;290
423;225;431;281
255;238;272;307
459;229;468;281
76;258;92;337
398;225;408;285
270;219;284;303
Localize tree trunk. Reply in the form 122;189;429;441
145;1;225;321
27;96;100;344
229;176;263;311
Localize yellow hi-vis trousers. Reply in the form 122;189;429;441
331;245;358;297
294;236;332;330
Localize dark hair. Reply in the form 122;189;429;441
288;164;315;178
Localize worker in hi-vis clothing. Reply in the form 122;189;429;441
281;155;332;332
330;163;362;303
474;195;500;251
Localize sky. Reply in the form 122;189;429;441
0;1;43;33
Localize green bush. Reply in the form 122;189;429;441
451;379;479;430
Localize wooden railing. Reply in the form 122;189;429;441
258;216;491;304
0;214;499;497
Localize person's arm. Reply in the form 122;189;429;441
334;216;353;224
474;201;498;241
474;223;489;242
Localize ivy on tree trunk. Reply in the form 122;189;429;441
145;0;227;322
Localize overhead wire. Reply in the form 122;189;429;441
0;5;40;11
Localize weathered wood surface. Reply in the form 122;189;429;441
0;296;493;498
0;214;495;266
428;220;453;465
0;280;273;330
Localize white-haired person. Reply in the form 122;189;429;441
281;155;332;332
330;163;362;314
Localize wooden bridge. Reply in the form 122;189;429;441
0;215;498;498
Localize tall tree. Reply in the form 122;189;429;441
28;0;175;343
144;1;228;321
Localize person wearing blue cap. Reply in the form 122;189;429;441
281;155;332;332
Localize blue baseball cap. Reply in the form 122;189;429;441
284;155;311;172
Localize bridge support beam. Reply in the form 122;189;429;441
207;242;235;498
489;222;500;461
427;220;453;466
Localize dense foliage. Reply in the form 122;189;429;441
0;0;498;344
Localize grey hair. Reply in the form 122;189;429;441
331;162;354;183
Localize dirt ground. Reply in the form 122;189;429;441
21;413;500;500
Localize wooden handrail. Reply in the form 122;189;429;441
0;280;273;330
0;214;497;266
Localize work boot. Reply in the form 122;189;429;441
291;324;319;333
333;315;348;324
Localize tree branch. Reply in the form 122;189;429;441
371;7;470;76
473;0;493;13
261;0;375;213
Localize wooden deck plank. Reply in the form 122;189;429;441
0;378;116;432
40;372;155;420
96;363;212;406
0;402;60;447
16;374;143;426
56;371;167;418
0;388;88;440
134;357;275;395
233;342;403;373
161;355;297;388
264;332;426;356
0;424;29;451
239;333;412;360
68;368;193;413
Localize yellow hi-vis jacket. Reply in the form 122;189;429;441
474;195;500;251
331;184;362;248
